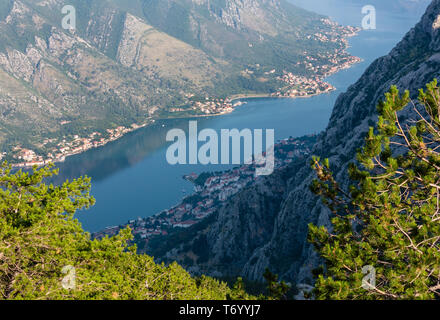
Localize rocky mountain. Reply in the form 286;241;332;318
150;0;440;288
0;0;179;158
122;0;340;68
0;0;355;163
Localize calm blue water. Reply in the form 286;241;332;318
56;2;427;232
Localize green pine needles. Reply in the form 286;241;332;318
5;79;440;300
309;79;440;299
0;164;253;300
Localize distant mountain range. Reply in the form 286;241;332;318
0;0;356;163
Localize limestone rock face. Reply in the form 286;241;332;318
250;0;440;285
157;0;440;287
0;0;350;154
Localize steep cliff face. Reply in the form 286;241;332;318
156;0;440;286
154;161;297;277
251;0;440;284
137;0;352;67
260;0;440;285
252;0;440;285
0;0;181;152
189;0;281;33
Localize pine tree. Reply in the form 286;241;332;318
0;163;254;300
309;79;440;299
263;268;290;300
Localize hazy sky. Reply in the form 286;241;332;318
288;0;431;16
288;0;431;31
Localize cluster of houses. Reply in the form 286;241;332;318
273;20;360;98
273;43;361;98
320;18;360;39
93;135;316;248
190;98;236;115
11;147;46;166
313;51;362;77
11;123;146;168
168;97;246;117
274;72;335;97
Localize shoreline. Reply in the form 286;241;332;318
10;28;362;170
11;122;152;169
229;88;338;103
93;135;318;241
10;84;346;169
9;81;348;170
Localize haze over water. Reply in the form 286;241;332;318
56;1;429;232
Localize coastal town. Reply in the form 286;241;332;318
6;21;360;168
8;96;250;168
170;97;246;116
273;73;336;98
157;23;361;118
272;23;362;98
269;20;361;98
10;122;149;168
93;135;317;249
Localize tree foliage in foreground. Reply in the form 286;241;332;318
309;79;440;299
0;164;253;300
263;268;290;300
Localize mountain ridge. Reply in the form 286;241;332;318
149;0;440;289
0;0;358;165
